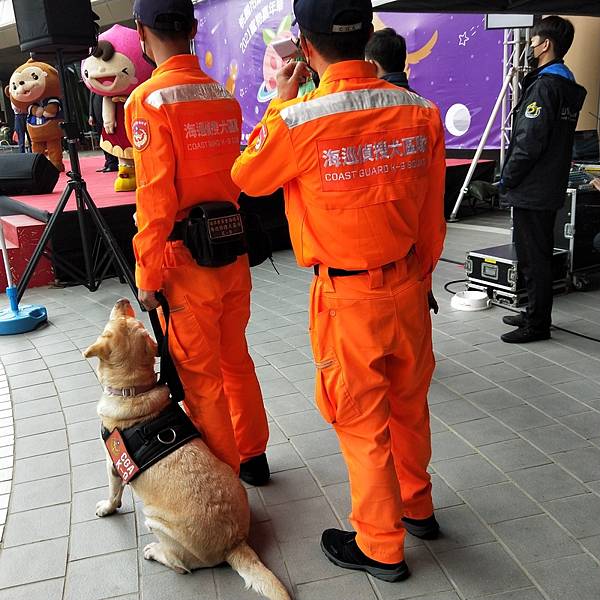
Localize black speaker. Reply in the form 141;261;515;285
0;153;60;196
12;0;99;59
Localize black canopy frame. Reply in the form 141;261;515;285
374;1;600;17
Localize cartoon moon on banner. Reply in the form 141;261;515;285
445;103;472;137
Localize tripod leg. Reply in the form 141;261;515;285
73;181;98;292
17;182;74;303
79;185;137;299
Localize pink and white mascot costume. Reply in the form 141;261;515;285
82;25;153;192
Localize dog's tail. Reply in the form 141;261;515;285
226;541;291;600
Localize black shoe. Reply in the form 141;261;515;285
320;529;410;582
239;453;270;486
502;312;527;327
105;166;119;172
96;167;108;172
402;515;440;540
501;327;551;344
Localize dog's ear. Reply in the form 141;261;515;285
138;329;158;359
83;332;113;360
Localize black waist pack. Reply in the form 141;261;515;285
171;201;246;268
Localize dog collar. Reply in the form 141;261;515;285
104;380;157;398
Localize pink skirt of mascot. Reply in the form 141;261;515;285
82;25;153;192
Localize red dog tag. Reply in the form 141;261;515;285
105;429;140;483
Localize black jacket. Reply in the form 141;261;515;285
501;60;587;211
382;72;416;93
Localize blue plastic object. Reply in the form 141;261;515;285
0;286;48;335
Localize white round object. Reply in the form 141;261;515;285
445;103;472;137
450;290;491;312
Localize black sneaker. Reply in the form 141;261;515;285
320;529;410;583
501;327;551;344
239;453;270;486
402;515;440;540
502;312;527;327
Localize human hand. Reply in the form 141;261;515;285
132;212;138;227
104;120;116;134
88;116;95;127
276;60;311;102
428;291;439;314
139;289;159;311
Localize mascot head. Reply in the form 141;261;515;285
82;24;152;97
5;60;61;111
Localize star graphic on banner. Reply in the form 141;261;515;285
458;32;470;46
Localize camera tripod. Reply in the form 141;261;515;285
16;49;137;303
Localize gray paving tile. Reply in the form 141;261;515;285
491;405;555;431
13;450;70;484
555;380;600;402
510;464;588;502
255;364;284;383
280;535;342;585
520;424;590;455
9;369;53;389
55;371;99;393
264;393;313;417
12;395;61;420
525;392;591;418
44;350;88;367
430;473;464;510
291;428;340;459
296;573;377;600
15;429;67;459
580;535;600;561
430;399;486;426
0;349;41;365
435;542;532;598
494;514;582;563
453;349;503;368
500;377;558;400
554;446;600;482
253;340;295;357
72;486;134;524
461;482;542;524
10;474;71;513
528;554;600;600
4;359;46;377
430;415;448;433
434;339;476;356
476;341;525;358
453;417;518;447
141;569;217;600
68;418;101;444
275;410;329;437
37;340;78;356
260;377;301;399
268;496;339;542
64;549;138;600
560;412;600;440
323;481;351;522
441;372;496;395
278;362;316;383
0;537;68;588
293;378;315;399
544;493;600;539
59;386;100;407
431;430;476;462
2;503;70;547
48;360;92;379
434;358;471;380
432;504;495;551
11;382;56;403
63;400;99;424
428;382;462;405
259;467;321;506
527;364;580;384
479;439;550;472
433;455;507;491
15;411;65;437
476;363;529;383
267;442;305;473
472;589;545;600
465;388;524;411
0;578;64;600
72;459;108;492
70;512;137;560
267;350;313;369
305;453;348;486
70;438;106;466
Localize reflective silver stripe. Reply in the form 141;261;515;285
280;89;433;129
145;83;232;109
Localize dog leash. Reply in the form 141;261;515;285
148;292;185;404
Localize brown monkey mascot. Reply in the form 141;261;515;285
6;60;65;171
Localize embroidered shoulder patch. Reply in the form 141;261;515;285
525;102;542;119
132;118;150;151
254;124;268;152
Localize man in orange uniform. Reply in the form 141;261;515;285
232;0;446;582
126;0;270;485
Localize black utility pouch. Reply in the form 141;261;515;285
183;202;246;268
240;211;273;268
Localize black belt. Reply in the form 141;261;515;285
168;221;185;241
313;265;368;277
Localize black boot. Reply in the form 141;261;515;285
320;529;410;582
502;312;527;327
402;514;440;540
501;327;551;344
239;453;270;486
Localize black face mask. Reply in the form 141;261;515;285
527;43;543;69
141;41;157;68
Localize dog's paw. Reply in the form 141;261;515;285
143;542;159;561
96;500;118;517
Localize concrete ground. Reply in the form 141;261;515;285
1;214;600;600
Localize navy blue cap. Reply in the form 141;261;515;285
133;0;194;31
293;0;372;34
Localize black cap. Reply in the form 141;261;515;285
293;0;372;34
133;0;194;31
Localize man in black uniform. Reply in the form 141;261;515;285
88;92;118;173
501;16;586;344
365;28;414;92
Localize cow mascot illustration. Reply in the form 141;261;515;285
82;25;153;192
6;60;65;171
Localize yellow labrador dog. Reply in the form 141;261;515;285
85;298;290;600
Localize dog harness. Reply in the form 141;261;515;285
102;402;200;483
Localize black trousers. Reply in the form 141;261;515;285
513;207;557;331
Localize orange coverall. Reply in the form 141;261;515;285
232;61;446;563
125;54;269;471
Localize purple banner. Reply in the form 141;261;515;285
194;2;504;149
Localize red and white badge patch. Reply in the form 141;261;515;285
132;118;150;152
105;429;140;482
254;124;268;152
